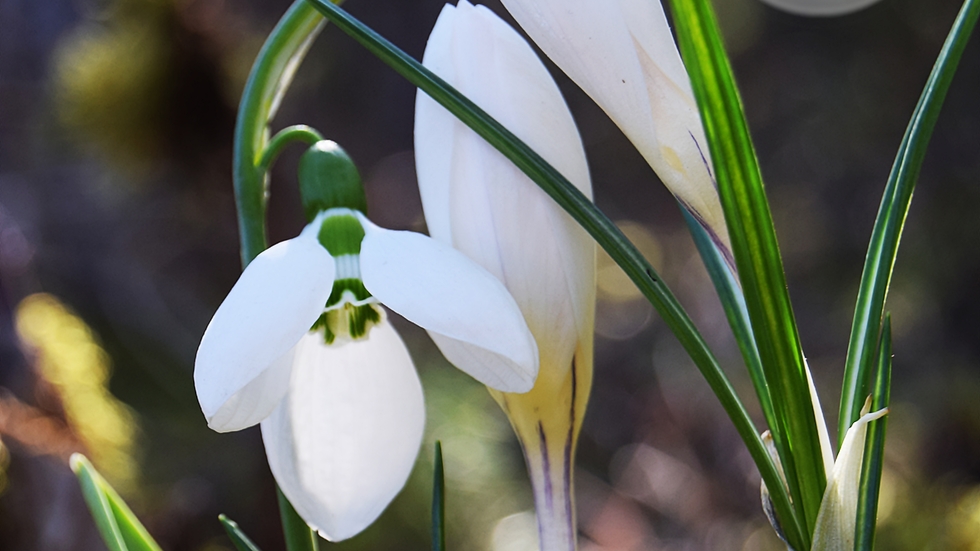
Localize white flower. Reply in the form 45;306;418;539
498;0;731;258
416;3;595;550
194;207;538;540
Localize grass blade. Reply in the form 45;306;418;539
70;454;164;551
304;0;797;546
300;1;800;547
220;514;264;551
839;0;980;443
854;315;892;551
667;0;824;540
682;206;775;432
432;441;446;551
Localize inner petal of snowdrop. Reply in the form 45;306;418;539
311;210;384;345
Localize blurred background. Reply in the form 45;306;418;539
1;0;979;549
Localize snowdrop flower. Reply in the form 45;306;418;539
416;4;594;551
761;364;887;550
194;142;538;541
499;0;731;262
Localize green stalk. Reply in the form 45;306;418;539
300;1;800;548
432;442;446;551
667;0;824;538
231;1;340;548
278;487;320;551
839;0;980;442
233;0;331;266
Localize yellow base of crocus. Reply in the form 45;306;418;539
489;338;594;551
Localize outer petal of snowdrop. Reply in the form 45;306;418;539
261;320;425;542
498;0;731;257
358;219;539;393
195;224;335;432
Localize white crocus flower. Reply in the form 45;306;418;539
762;363;887;551
194;207;538;541
498;0;732;262
416;3;595;551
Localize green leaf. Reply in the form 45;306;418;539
297;2;795;550
70;454;164;551
682;206;775;432
839;0;980;444
278;486;320;551
666;0;822;543
220;514;264;551
432;441;446;551
854;315;892;551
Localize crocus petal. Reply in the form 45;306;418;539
195;223;335;431
499;0;730;253
811;400;888;551
416;0;594;380
261;320;425;541
358;219;538;393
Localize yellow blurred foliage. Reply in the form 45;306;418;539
14;293;139;493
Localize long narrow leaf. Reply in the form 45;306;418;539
300;1;798;548
432;441;446;551
667;0;824;540
682;206;775;431
854;315;892;551
220;514;264;551
70;454;164;551
71;454;128;551
839;0;980;442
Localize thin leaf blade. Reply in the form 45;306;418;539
666;0;823;541
839;0;980;443
220;514;264;551
854;315;892;551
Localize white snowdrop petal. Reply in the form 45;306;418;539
261;321;425;541
194;228;335;429
359;224;538;392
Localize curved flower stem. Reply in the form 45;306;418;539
258;124;325;174
233;0;332;266
231;1;341;548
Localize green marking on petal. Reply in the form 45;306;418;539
312;302;383;345
317;212;365;256
326;278;372;306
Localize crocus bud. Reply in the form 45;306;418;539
499;0;732;261
416;3;595;550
